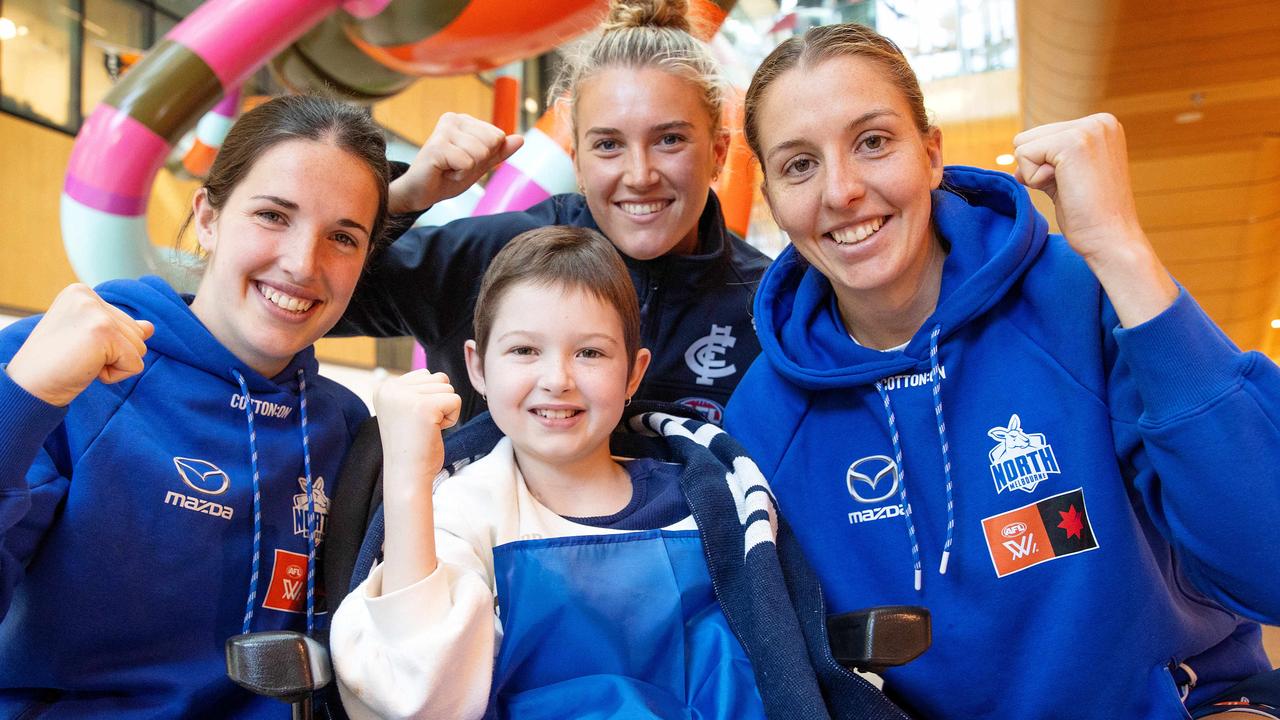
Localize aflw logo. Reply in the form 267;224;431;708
1002;532;1039;559
281;565;304;601
263;549;309;614
988;414;1060;494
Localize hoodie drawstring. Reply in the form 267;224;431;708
233;371;265;634
296;369;317;636
874;325;956;592
929;326;955;576
233;369;317;636
874;380;922;592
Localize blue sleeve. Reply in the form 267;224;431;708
332;199;563;344
0;365;70;619
1107;288;1280;621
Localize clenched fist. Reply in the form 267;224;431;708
6;284;155;406
374;370;462;482
388;112;524;214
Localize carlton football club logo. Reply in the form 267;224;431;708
685;324;737;386
292;477;330;543
987;414;1061;494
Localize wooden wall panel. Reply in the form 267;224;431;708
1136;137;1280;351
373;74;493;145
0;114;78;313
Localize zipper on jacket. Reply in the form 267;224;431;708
639;277;662;351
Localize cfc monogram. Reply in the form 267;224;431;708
685;325;737;386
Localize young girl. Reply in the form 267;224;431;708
330;227;906;720
727;22;1280;719
336;0;769;425
0;95;387;718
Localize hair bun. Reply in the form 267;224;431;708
603;0;691;33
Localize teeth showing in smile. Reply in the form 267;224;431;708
619;201;670;216
257;282;314;313
534;408;580;420
829;217;885;245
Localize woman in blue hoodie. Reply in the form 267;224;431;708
0;95;385;718
725;23;1280;720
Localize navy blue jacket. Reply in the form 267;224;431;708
336;191;770;423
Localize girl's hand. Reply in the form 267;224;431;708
1013;113;1177;326
373;370;460;594
374;370;461;482
388;112;524;214
6;284;155;406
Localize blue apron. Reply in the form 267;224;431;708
487;529;766;720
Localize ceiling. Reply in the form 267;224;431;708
1018;0;1280;352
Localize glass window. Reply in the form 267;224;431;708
80;0;146;118
157;0;202;16
154;11;178;41
0;0;79;130
2;0;203;134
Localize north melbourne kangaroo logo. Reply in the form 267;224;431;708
292;477;330;543
685;324;737;385
988;414;1060;494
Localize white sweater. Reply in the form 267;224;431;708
330;438;694;720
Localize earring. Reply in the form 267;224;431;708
624;397;632;407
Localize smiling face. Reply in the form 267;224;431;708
756;54;944;309
572;66;728;260
465;280;650;478
189;138;379;378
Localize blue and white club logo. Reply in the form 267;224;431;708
846;455;900;504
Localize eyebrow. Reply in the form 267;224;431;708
494;330;620;344
252;195;298;209
583;120;696;137
251;195;370;236
764;108;902;164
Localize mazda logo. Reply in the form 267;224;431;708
846;455;900;504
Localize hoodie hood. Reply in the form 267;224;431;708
95;275;319;394
754;166;1049;390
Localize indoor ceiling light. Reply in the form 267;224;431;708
996;153;1014;166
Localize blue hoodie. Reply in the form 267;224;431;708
0;277;368;719
725;167;1280;718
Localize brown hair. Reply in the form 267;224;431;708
180;94;391;259
473;226;642;371
743;23;931;164
549;0;727;140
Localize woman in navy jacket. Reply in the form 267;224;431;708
336;0;770;424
